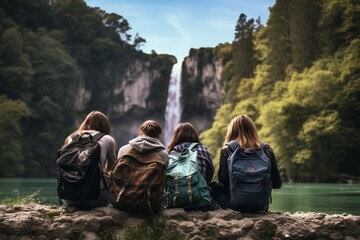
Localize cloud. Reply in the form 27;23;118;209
84;0;275;59
164;14;191;44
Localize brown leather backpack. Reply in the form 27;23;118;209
109;147;166;213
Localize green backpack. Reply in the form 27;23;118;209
166;143;211;209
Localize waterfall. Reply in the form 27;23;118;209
164;62;182;146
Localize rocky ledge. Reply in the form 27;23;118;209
0;204;359;240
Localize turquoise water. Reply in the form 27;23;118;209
0;178;59;205
0;178;359;215
270;183;360;215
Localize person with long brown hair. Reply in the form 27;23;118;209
166;122;215;210
215;115;282;211
59;111;116;209
167;122;214;184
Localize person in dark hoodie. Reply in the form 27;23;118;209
117;120;168;163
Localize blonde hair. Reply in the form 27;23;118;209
224;115;260;148
167;122;200;152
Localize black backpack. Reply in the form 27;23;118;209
56;132;105;201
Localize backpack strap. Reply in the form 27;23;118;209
85;132;106;189
92;132;105;141
188;142;199;151
260;142;269;149
260;142;273;159
226;140;239;152
70;132;105;142
70;132;80;141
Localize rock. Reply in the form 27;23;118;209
0;203;359;240
181;47;226;133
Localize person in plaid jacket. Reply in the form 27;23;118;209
167;122;214;184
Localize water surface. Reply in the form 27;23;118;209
0;179;359;215
270;183;360;215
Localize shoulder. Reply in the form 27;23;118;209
261;142;274;152
220;144;233;159
194;144;212;157
117;144;132;159
156;149;169;162
221;143;232;153
195;143;208;151
98;134;115;145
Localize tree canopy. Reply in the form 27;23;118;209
201;0;360;182
0;0;152;177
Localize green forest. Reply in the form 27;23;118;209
201;0;360;182
0;0;173;177
0;0;359;182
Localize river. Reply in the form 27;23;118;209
0;178;359;215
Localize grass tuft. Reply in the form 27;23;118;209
1;190;42;206
43;209;61;218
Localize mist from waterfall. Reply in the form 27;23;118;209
164;62;182;146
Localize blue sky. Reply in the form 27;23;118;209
84;0;276;61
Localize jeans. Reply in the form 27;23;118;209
60;188;109;210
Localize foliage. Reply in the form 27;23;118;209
0;0;170;177
0;96;30;177
0;27;32;101
0;190;41;206
319;0;360;55
201;103;235;177
201;0;360;181
42;209;61;218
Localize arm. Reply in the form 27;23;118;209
218;147;231;194
196;145;215;183
267;147;282;189
99;135;116;187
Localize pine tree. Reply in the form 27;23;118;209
289;0;321;71
265;0;291;81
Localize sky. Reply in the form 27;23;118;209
84;0;276;61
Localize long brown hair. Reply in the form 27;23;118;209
224;115;260;148
78;111;111;135
139;120;162;139
167;122;200;152
63;111;111;147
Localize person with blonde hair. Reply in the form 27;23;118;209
58;111;116;209
215;115;282;212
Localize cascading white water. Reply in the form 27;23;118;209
164;62;182;145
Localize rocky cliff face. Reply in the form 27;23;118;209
0;204;359;240
181;47;225;133
71;45;227;147
73;54;176;147
108;57;175;146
